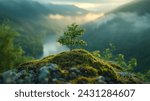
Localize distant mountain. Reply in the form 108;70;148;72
83;0;150;71
45;4;88;16
0;0;87;31
0;0;87;19
0;0;88;34
113;0;150;14
0;0;88;58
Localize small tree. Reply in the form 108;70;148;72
58;23;87;50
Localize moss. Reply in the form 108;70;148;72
108;61;124;72
49;49;98;68
91;61;118;81
60;69;69;79
19;60;40;70
19;49;120;82
117;75;142;84
70;76;96;84
48;49;118;80
19;55;55;70
77;65;98;77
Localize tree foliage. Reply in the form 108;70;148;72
101;43;115;60
58;23;87;50
92;43;138;72
0;21;30;72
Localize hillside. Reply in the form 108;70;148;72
83;0;150;71
0;0;88;58
113;0;150;14
0;49;141;84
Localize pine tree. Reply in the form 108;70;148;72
58;23;87;50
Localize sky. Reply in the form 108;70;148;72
33;0;133;12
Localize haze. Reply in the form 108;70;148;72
33;0;133;12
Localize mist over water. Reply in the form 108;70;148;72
43;12;103;57
43;35;69;57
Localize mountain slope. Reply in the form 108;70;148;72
83;0;150;71
0;0;88;58
113;0;150;14
0;49;141;84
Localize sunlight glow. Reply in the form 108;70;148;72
75;3;101;9
48;13;104;24
31;0;134;12
74;0;133;12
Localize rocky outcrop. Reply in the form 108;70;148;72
0;49;142;84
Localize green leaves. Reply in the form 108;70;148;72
58;23;87;50
127;58;137;72
0;21;31;72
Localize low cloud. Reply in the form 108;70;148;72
43;13;104;56
48;13;104;24
43;35;69;57
94;12;150;33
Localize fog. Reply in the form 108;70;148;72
1;0;149;66
35;0;133;12
48;13;104;24
43;35;69;57
43;12;103;56
83;2;150;71
0;0;96;57
94;12;150;32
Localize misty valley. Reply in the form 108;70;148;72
0;0;150;84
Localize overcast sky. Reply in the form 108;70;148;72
33;0;133;12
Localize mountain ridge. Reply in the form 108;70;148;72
83;0;150;71
0;0;89;58
112;0;150;14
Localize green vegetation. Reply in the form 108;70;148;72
19;49;141;83
16;35;43;58
70;76;96;84
91;43;150;83
0;23;145;83
0;1;149;84
0;21;31;72
91;44;137;72
82;0;150;73
58;23;87;50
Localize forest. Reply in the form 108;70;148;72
0;0;149;83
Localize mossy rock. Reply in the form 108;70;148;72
18;49;142;84
70;76;96;84
77;65;98;77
